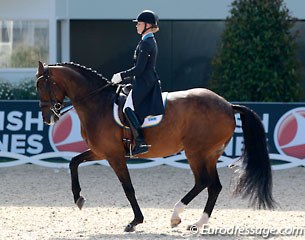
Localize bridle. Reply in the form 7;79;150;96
36;66;64;119
36;65;114;118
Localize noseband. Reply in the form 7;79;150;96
36;66;63;118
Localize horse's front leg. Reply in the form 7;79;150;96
109;158;144;232
69;149;97;209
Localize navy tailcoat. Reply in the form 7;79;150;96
120;35;164;119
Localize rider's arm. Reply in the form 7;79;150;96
120;41;150;80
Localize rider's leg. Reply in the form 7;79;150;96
124;107;149;156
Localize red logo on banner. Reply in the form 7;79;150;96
274;108;305;159
48;109;88;152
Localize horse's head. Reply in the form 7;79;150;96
36;61;66;125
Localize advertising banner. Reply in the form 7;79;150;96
0;100;305;169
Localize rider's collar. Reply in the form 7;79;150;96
142;32;154;40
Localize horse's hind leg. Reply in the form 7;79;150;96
69;149;98;209
171;155;222;229
171;154;210;228
190;168;222;229
171;173;208;228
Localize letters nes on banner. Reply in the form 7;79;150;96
0;100;305;169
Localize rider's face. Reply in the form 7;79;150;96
136;22;145;35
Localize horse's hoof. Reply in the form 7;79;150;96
171;218;181;228
76;196;86;210
124;223;135;232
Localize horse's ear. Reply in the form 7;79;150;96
37;61;44;77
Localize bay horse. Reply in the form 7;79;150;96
36;61;274;232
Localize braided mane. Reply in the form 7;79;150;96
51;62;110;84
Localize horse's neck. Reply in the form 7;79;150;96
60;67;109;104
60;67;114;123
73;90;114;133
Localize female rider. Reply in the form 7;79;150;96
111;10;164;157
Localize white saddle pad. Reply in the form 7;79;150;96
113;92;168;128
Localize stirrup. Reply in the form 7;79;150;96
125;144;150;158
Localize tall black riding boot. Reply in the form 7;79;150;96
124;107;149;157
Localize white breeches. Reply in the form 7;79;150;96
123;90;135;112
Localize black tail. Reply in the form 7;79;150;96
232;104;275;209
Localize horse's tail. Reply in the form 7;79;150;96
232;104;275;209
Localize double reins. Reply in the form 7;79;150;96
37;65;114;118
60;82;113;116
72;80;113;106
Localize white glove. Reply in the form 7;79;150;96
111;73;122;84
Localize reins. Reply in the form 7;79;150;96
72;80;113;106
37;64;116;117
61;81;114;115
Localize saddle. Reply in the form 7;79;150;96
113;84;168;155
114;84;132;125
114;84;137;154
